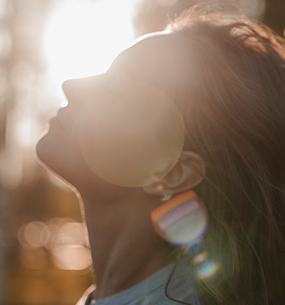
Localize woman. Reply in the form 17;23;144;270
36;8;285;305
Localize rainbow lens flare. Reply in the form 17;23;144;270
151;190;208;247
196;260;222;281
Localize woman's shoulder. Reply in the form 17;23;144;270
76;259;202;305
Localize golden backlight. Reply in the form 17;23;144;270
43;0;138;96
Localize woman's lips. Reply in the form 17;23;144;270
49;116;64;129
53;107;69;129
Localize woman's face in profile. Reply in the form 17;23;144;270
36;33;189;192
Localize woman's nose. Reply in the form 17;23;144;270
62;75;101;105
62;78;83;105
62;74;105;104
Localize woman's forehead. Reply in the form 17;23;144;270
114;34;179;71
110;32;196;94
115;33;172;67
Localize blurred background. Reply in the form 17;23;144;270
0;0;283;304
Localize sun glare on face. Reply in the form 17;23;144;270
43;0;137;105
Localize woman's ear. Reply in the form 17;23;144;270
143;151;206;196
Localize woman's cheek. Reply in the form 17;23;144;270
78;83;185;188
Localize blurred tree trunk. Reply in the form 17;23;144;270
0;1;54;303
0;1;12;303
0;186;10;305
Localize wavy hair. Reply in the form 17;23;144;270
168;7;285;305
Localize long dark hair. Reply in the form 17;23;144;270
168;8;285;305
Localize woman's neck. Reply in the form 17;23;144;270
80;190;173;300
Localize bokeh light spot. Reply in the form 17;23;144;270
18;221;49;248
51;245;92;270
17;218;90;270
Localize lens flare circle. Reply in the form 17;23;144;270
79;82;184;187
156;184;165;191
151;191;208;246
196;261;222;281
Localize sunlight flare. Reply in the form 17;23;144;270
43;0;137;87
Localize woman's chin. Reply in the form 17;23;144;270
36;133;64;177
35;132;84;190
36;132;53;166
35;132;46;160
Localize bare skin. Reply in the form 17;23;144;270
37;33;205;300
81;189;173;299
